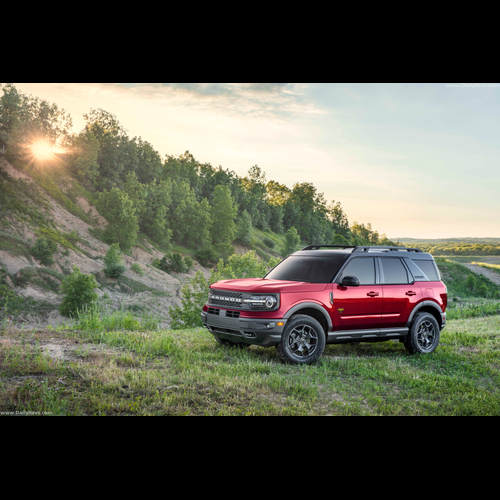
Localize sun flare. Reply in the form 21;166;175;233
31;141;55;161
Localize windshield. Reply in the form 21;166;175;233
265;255;348;283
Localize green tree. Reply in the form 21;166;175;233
235;209;252;246
30;236;58;265
96;187;139;251
282;226;301;256
103;243;126;277
60;265;99;317
67;129;100;185
210;251;280;284
211;184;238;246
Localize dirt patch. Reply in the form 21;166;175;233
463;264;500;286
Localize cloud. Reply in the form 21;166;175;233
116;83;324;120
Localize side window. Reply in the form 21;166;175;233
404;258;429;281
380;258;409;284
337;257;375;285
414;260;440;281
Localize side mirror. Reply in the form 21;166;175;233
341;275;360;287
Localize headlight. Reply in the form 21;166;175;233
243;295;278;310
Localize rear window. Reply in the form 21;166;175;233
414;259;440;281
265;255;348;283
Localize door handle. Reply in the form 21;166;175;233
367;291;379;297
406;291;417;296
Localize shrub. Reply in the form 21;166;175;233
184;256;193;272
263;237;276;249
103;243;126;278
30;236;57;265
194;247;218;267
60;265;99;317
104;263;126;278
131;263;144;276
154;253;193;274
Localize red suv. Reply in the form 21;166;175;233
201;245;447;364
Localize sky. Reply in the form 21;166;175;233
12;82;500;239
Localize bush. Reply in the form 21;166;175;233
60;265;99;317
103;243;126;278
131;263;145;276
154;253;193;274
30;236;57;265
184;256;193;272
194;247;218;267
263;237;276;249
104;263;126;278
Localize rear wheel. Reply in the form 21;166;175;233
404;312;440;354
276;315;325;365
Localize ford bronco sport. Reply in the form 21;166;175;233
201;245;447;364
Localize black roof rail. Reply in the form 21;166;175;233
300;245;423;253
353;246;423;253
301;245;357;251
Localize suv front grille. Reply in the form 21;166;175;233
209;290;243;308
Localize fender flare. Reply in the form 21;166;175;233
406;300;443;327
283;302;333;330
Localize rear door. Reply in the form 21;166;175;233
332;257;382;331
379;257;421;328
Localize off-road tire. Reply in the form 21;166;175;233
404;312;440;354
276;314;326;365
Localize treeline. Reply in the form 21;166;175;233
0;83;398;262
419;244;500;256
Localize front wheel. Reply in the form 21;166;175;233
404;312;440;354
276;315;326;365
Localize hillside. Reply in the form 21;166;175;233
0;155;214;329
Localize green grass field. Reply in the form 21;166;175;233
1;315;499;416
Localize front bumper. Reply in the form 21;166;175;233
201;310;286;347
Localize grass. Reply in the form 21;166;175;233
1;314;500;416
73;302;162;333
435;258;500;300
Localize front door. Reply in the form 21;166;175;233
332;257;382;331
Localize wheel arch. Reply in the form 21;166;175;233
283;302;331;334
407;300;443;328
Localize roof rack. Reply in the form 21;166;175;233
301;245;357;251
353;246;422;253
300;245;422;253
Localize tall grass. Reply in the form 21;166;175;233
447;299;500;320
74;302;161;332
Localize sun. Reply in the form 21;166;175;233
31;140;55;161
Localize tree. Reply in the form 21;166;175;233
103;243;126;277
210;184;238;246
235;209;253;246
67;130;100;185
282;226;301;256
30;236;57;265
60;265;99;317
96;187;139;251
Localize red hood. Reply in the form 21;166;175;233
210;278;328;293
